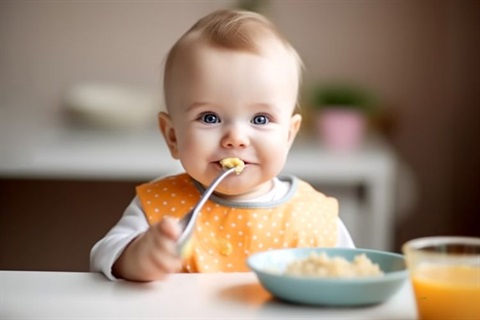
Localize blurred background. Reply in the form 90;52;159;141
1;0;479;272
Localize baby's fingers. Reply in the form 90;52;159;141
158;216;182;241
150;248;182;275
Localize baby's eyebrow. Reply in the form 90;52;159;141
186;102;216;112
185;101;284;114
249;102;282;113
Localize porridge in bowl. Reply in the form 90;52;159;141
285;252;384;278
247;247;407;306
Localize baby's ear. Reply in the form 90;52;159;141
158;112;179;159
288;113;302;147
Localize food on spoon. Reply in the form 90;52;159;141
285;252;384;278
220;157;245;174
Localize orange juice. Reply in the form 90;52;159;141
412;264;480;320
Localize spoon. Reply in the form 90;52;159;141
176;167;238;257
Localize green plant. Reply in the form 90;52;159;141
310;83;376;114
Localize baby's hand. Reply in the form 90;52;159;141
112;217;183;281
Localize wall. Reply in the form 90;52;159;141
447;1;480;237
1;0;479;270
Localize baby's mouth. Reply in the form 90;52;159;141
218;157;246;174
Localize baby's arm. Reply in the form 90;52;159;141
90;197;182;281
336;218;356;248
112;216;182;281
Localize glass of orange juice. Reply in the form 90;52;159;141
402;236;480;320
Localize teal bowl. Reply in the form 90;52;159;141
247;247;407;306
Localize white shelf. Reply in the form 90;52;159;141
0;121;398;250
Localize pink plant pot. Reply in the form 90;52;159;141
316;108;366;152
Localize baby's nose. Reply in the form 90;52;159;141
221;125;250;148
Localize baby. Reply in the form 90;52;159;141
90;9;354;282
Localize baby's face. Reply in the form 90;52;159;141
162;41;301;199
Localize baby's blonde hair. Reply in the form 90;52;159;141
163;9;303;110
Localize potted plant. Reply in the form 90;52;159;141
310;83;376;152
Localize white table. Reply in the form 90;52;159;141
0;270;417;319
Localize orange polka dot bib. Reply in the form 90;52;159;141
136;174;338;273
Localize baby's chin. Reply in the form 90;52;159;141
213;186;249;199
214;181;272;201
213;190;254;201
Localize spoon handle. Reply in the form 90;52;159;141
176;167;237;256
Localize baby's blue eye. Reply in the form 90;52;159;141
201;113;220;124
251;114;269;125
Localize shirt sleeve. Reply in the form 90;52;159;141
90;196;148;280
336;218;355;248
